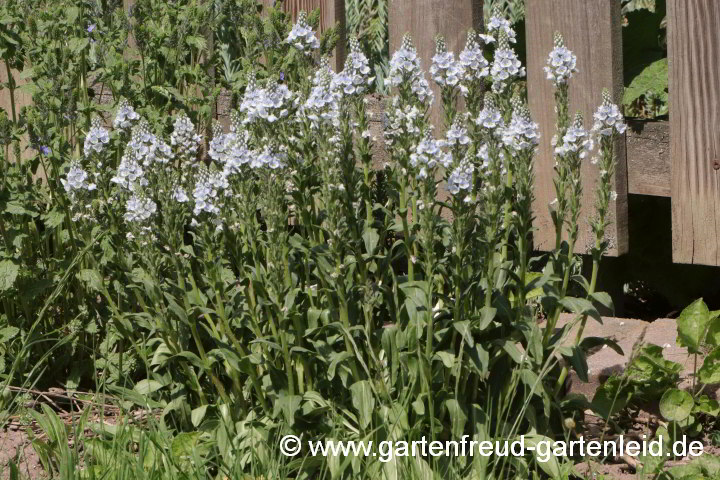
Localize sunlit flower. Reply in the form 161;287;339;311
544;32;577;86
113;98;140;130
388;34;434;103
592;90;627;137
84;116;110;157
286;11;319;52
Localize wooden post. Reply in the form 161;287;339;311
388;0;484;129
668;1;720;266
525;0;628;256
261;0;346;70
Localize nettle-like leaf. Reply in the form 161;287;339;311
697;347;720;385
0;260;19;292
676;298;711;354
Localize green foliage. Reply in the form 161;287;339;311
0;2;630;479
622;0;668;118
623;58;668;118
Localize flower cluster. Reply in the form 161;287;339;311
209;123;253;176
302;58;342;127
544;32;577;86
446;156;474;197
410;133;450;179
490;31;525;93
252;145;287;170
192;167;229;217
240;74;294;125
502;99;540;153
113;98;140;130
111;152;146;189
332;36;374;96
170;112;201;160
486;7;517;44
286;11;319;53
84;116;110;157
459;30;489;83
124;191;157;223
592;91;627;136
384;98;424;147
430;36;465;88
127;120;173;167
388;34;433;103
61;160;96;195
443;116;471;148
555;113;593;159
475;94;504;134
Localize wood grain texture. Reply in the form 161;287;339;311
668;0;720;265
626;120;670;197
388;0;483;128
525;0;627;256
261;0;346;70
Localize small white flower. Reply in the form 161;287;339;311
544;33;578;86
286;11;319;52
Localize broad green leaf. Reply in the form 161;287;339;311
191;405;208;427
693;395;720;416
697;347;720;385
659;389;693;422
362;227;379;254
350;380;374;430
444;399;467;438
134;379;164;395
452;320;474;347
676;298;711;353
0;260;19;292
559;297;601;322
524;434;562;479
77;269;104;293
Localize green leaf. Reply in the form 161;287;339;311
697;347;720;385
0;260;19;292
524;434;562;479
444;399;467;438
191;405;208;427
134;379;164;395
693;395;720;416
676;298;711;354
77;269;104;293
452;321;474;348
362;227;379;254
623;58;667;106
559;297;601;322
350;380;374;430
68;37;89;55
659;389;694;422
591;376;631;419
0;327;19;342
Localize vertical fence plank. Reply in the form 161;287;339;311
388;0;484;128
668;1;720;266
525;0;628;256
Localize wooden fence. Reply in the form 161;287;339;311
2;0;717;266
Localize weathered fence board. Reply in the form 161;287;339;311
525;0;628;256
668;0;720;266
388;0;484;128
626;121;670;197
